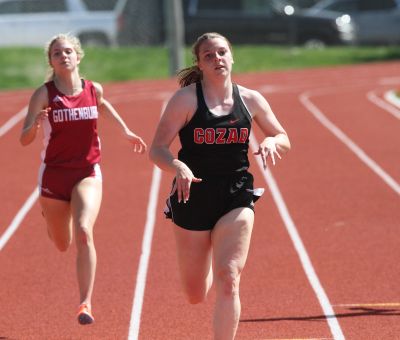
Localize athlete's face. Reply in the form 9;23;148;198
49;39;81;73
197;38;234;78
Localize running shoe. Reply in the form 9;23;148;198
77;303;94;325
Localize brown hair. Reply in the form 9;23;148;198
177;32;233;88
45;33;85;81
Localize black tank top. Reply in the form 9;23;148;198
178;82;252;176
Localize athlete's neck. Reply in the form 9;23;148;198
53;74;83;96
201;79;234;116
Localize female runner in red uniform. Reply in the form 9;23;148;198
20;33;147;325
150;32;291;339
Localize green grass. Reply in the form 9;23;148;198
1;45;400;90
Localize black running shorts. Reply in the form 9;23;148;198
164;171;263;231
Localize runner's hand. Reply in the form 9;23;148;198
34;107;50;128
173;161;202;203
254;137;281;169
125;130;147;154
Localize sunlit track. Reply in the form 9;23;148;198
300;91;400;196
0;106;27;137
128;166;162;340
262;338;333;340
108;92;171;104
128;98;170;340
378;77;400;86
384;90;400;109
249;134;345;340
1;61;400;339
258;79;394;96
367;90;400;120
0;188;38;251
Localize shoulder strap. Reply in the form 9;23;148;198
44;81;56;107
232;83;253;122
195;82;208;111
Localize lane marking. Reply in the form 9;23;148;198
127;165;162;340
128;98;169;340
300;92;400;196
335;303;400;308
384;90;400;110
250;134;345;340
258;77;396;96
0;188;38;251
367;91;400;120
0;104;34;250
0;106;27;138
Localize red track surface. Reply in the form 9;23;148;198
1;62;399;340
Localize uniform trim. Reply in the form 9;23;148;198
235;85;253;122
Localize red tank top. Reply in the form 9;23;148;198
41;79;101;168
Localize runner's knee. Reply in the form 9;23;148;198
185;288;208;304
75;225;93;247
46;224;72;252
215;265;241;297
52;236;72;252
181;276;210;304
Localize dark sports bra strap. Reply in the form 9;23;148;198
232;83;239;97
196;82;208;111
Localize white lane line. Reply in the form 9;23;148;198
0;105;33;250
0;106;27;137
367;91;400;120
384;90;400;110
250;135;345;340
128;98;169;340
0;188;38;251
300;92;400;196
127;165;162;340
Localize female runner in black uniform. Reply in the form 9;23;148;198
150;32;290;339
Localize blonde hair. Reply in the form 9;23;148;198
177;32;233;88
45;33;85;81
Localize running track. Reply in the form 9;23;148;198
0;62;399;340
